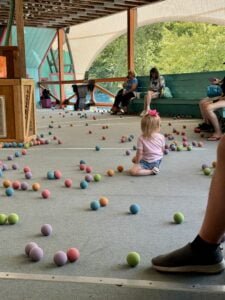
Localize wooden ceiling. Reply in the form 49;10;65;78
0;0;162;28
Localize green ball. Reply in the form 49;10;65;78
94;174;102;182
0;214;7;225
7;213;19;225
126;252;140;267
187;145;192;151
203;168;211;176
173;212;184;224
176;145;183;151
24;143;30;149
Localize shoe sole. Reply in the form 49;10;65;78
152;259;225;274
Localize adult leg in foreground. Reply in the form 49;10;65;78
206;100;225;140
151;135;225;273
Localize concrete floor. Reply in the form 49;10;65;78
0;108;224;299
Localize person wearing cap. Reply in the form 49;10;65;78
110;70;138;115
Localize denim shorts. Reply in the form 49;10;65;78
139;159;161;170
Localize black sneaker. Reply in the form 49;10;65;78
151;243;225;274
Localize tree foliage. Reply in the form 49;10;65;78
89;21;225;80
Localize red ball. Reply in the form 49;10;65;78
12;181;21;190
22;149;27;155
42;189;50;199
54;170;62;179
23;166;31;173
80;164;85;171
85;166;92;173
67;248;80;262
64;179;72;188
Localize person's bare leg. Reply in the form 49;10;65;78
146;91;154;111
199;135;225;243
129;164;153;176
199;98;210;123
206;101;225;138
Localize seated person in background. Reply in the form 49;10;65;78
86;79;96;107
197;77;225;141
110;70;138;115
140;67;165;117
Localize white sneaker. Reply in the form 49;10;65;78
140;110;146;117
152;167;160;175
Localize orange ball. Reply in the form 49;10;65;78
212;161;217;168
99;197;109;207
117;165;124;172
107;169;114;176
32;183;41;191
3;180;11;188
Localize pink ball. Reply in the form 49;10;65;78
12;181;21;190
80;164;85;171
25;242;38;256
198;142;204;147
58;140;62;144
29;246;44;261
54;251;68;266
64;179;72;188
21;182;29;190
54;170;62;179
85;166;92;173
25;171;32;179
22;149;27;155
67;248;80;262
85;174;93;182
42;189;50;199
41;224;52;236
23;166;31;173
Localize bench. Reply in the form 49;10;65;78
128;71;225;118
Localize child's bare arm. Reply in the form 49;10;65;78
132;150;143;163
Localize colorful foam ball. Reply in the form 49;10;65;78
133;145;137;151
99;197;109;207
130;204;140;215
7;155;13;161
201;164;209;170
126;252;140;267
176;145;183;151
25;242;38;256
47;171;55;180
12;163;19;170
126;150;131;156
12;181;21;190
107;169;114;177
0;170;2;177
95;146;100;151
54;251;68;266
212;161;217;168
198;142;204;148
3;180;12;188
204;168;211;176
22;149;27;155
187;145;192;151
80;180;88;189
90;200;100;210
67;248;80;263
94;174;101;182
30;246;44;262
0;213;7;225
85;166;92;173
21;182;29;190
64;179;72;188
173;212;184;224
80;164;86;171
5;187;14;197
85;174;93;182
2;164;9;171
42;189;51;199
7;213;19;224
32;183;41;191
23;166;31;173
41;224;52;236
58;140;62;144
192;141;197;147
25;171;32;180
117;165;124;172
80;160;86;165
54;170;62;179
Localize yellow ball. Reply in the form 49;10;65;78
107;169;114;177
3;180;12;188
32;183;41;191
99;197;109;207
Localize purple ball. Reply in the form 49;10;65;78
54;251;68;266
202;164;209;170
29;246;44;261
85;174;93;182
2;164;8;171
25;242;38;256
192;141;197;147
21;182;29;190
126;150;131;156
41;224;52;236
7;155;13;161
164;149;169;155
12;163;19;170
25;172;32;179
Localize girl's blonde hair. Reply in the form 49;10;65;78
141;113;161;138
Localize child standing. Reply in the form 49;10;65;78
130;110;165;176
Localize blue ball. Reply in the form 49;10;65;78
12;142;17;148
5;187;14;197
15;151;21;157
4;143;9;148
47;171;55;180
133;145;137;151
80;180;88;189
95;146;100;151
0;170;3;177
90;201;100;210
18;143;24;148
80;160;86;164
130;204;140;214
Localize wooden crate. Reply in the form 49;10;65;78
0;79;36;143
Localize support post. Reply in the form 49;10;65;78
127;8;137;72
58;29;65;106
15;0;26;78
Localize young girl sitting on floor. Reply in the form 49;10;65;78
130;110;165;176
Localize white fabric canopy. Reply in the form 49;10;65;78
68;0;225;79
